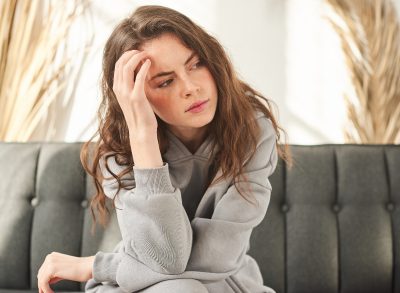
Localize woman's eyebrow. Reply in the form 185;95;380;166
149;52;197;81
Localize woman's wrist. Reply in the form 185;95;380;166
80;256;95;281
129;134;163;168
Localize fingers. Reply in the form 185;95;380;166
113;50;138;94
40;282;54;293
111;49;156;130
37;253;58;293
122;51;148;89
38;267;54;293
113;50;149;96
37;274;54;293
133;59;151;97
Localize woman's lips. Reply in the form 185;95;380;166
186;99;209;113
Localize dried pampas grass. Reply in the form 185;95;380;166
0;0;90;142
325;0;400;144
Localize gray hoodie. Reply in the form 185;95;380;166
85;111;278;293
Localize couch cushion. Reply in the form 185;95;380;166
0;144;40;289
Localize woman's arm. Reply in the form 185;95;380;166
99;155;192;276
97;49;193;275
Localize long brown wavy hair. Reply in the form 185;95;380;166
80;5;292;230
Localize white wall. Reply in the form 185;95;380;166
30;0;400;144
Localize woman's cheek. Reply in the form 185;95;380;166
147;95;170;116
154;97;170;111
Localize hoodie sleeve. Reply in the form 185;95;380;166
94;154;193;277
100;115;279;292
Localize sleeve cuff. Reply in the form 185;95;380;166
92;251;122;283
133;163;175;194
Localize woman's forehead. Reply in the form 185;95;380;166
142;36;195;70
141;34;191;56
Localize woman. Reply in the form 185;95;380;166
37;5;291;293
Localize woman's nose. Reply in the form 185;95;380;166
181;76;200;98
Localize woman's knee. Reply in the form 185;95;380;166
141;279;208;293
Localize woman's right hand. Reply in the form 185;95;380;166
112;50;157;140
113;50;163;168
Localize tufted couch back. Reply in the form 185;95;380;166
0;142;399;293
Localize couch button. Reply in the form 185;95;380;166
81;200;89;208
333;204;341;213
386;202;394;212
281;204;289;213
31;197;39;207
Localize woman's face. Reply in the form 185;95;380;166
141;33;218;138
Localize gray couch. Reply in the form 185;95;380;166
0;142;399;293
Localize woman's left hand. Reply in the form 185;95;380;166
37;252;94;293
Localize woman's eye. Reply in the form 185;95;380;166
158;79;173;88
191;60;203;70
